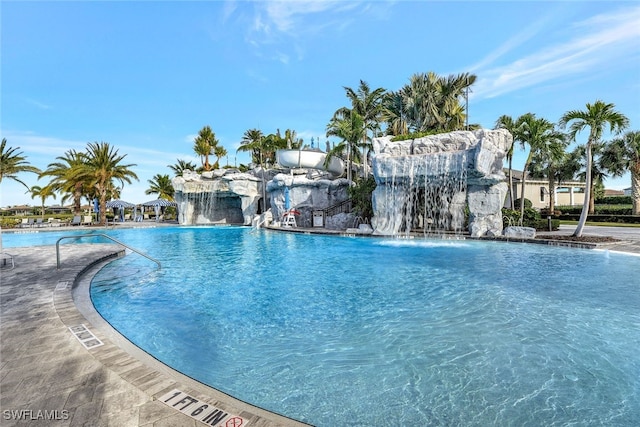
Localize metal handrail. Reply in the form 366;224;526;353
56;234;161;270
324;199;352;217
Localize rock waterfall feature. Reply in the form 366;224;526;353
172;170;265;225
371;129;511;237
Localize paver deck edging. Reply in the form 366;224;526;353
62;249;310;427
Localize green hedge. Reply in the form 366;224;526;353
595;196;632;205
556;205;633;215
556;214;640;224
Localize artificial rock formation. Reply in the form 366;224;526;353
370;129;511;237
267;173;350;228
172;169;265;225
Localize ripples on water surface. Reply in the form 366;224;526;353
73;227;638;426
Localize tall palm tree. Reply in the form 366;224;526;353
382;91;409;137
81;142;138;225
238;129;264;166
600;130;640;215
193;126;218;171
494;115;519;210
326;110;365;181
40;149;87;215
340;80;386;177
438;73;477;132
0;138;41;190
29;184;57;218
559;100;629;237
514;113;565;223
145;174;174;201
527;131;569;214
168;159;198;177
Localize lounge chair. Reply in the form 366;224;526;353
35;218;44;228
20;218;35;228
70;215;82;226
82;215;93;226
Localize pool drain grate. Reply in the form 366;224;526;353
69;324;103;349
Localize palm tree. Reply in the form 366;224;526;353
238;129;264;166
213;145;228;169
81;142;138;225
168;159;197;177
391;72;476;135
600;130;640;215
0;138;41;190
193;126;218;171
382;91;409;137
326;110;365;181
438;73;477;132
494;115;519;210
514;113;565;223
284;129;303;150
572;144;608;214
340;80;386;177
527;132;570;214
40;149;88;215
145;174;174;201
559;101;629;237
29;184;57;218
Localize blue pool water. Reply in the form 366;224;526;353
5;227;640;425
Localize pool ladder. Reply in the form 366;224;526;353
56;234;161;270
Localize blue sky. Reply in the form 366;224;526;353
2;0;639;207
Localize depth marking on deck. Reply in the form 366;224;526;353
55;281;70;291
69;324;104;349
159;389;248;427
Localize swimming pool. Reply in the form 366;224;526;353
5;227;640;425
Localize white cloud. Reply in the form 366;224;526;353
471;5;640;100
243;1;379;62
25;98;52;110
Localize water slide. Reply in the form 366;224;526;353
276;149;344;177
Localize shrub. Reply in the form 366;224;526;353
514;198;532;209
502;207;542;229
0;218;21;229
347;176;376;220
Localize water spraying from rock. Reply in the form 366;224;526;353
371;130;511;237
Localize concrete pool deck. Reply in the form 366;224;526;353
1;224;639;426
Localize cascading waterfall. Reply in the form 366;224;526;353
371;130;511;238
376;151;468;237
189;182;218;224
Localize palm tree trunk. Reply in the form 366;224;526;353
519;165;528;226
573;143;592;237
632;170;640;216
508;159;514;210
548;175;555;214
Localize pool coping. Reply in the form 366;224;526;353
69;259;311;427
